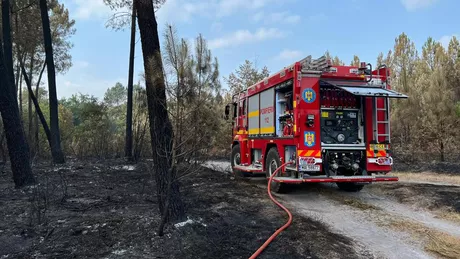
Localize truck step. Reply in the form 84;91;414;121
233;165;264;173
272;175;398;183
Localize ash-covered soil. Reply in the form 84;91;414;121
0;160;364;259
392;160;460;175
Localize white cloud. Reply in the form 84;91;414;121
157;0;275;22
217;0;274;17
209;28;286;49
253;12;264;22
71;0;112;20
276;49;303;61
400;0;438;11
157;0;209;23
439;34;459;49
253;11;301;24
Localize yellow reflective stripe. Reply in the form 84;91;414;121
293;124;296;133
248;110;259;118
260;126;275;134
305;150;314;156
249;128;260;135
236;130;248;135
293;101;297;108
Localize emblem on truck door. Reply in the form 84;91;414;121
302;88;316;103
304;131;316;147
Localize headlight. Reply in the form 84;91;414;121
337;134;345;142
352;163;360;170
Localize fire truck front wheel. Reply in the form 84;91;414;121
266;148;289;193
231;144;248;178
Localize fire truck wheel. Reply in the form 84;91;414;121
231;145;247;178
266;148;289;193
336;182;364;192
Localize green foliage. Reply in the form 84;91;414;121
350;55;360;67
387;33;460;161
39;83;150;159
224;60;269;94
325;50;345;66
12;0;76;75
163;24;224;161
104;82;127;107
456;102;460;117
61;93;100;126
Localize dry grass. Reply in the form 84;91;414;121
435;211;460;224
341;198;381;211
321;191;381;211
392;172;460;186
385;219;460;259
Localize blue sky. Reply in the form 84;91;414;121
56;0;459;99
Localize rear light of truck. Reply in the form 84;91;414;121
368;157;393;166
300;157;315;165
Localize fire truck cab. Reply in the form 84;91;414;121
224;56;408;193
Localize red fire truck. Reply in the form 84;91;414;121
224;55;408;193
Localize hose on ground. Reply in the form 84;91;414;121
249;161;293;259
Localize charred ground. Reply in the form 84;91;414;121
0;160;366;259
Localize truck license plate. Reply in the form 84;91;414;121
301;165;320;171
371;144;386;150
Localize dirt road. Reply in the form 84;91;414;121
204;161;460;259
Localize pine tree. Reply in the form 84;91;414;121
134;0;186;231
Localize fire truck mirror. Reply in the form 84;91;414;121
224;104;230;120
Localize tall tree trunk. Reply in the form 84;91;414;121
15;7;22;117
135;0;185;223
167;25;183;164
19;70;23;118
0;31;35;188
2;0;15;98
39;0;65;164
34;63;46;157
0;131;6;164
20;64;52;151
28;51;35;155
125;6;136;161
15;61;20;94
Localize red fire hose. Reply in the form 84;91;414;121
249;162;293;259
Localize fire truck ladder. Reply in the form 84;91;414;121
374;95;391;143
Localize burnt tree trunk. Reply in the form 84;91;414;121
34;63;46;156
28;51;35;154
19;70;23;117
39;0;65;164
0;29;34;188
21;64;52;152
2;0;15;97
14;61;20;94
125;6;136;161
135;0;185;223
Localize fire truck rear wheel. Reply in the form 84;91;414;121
231;144;248;178
266;148;289;193
336;182;364;192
